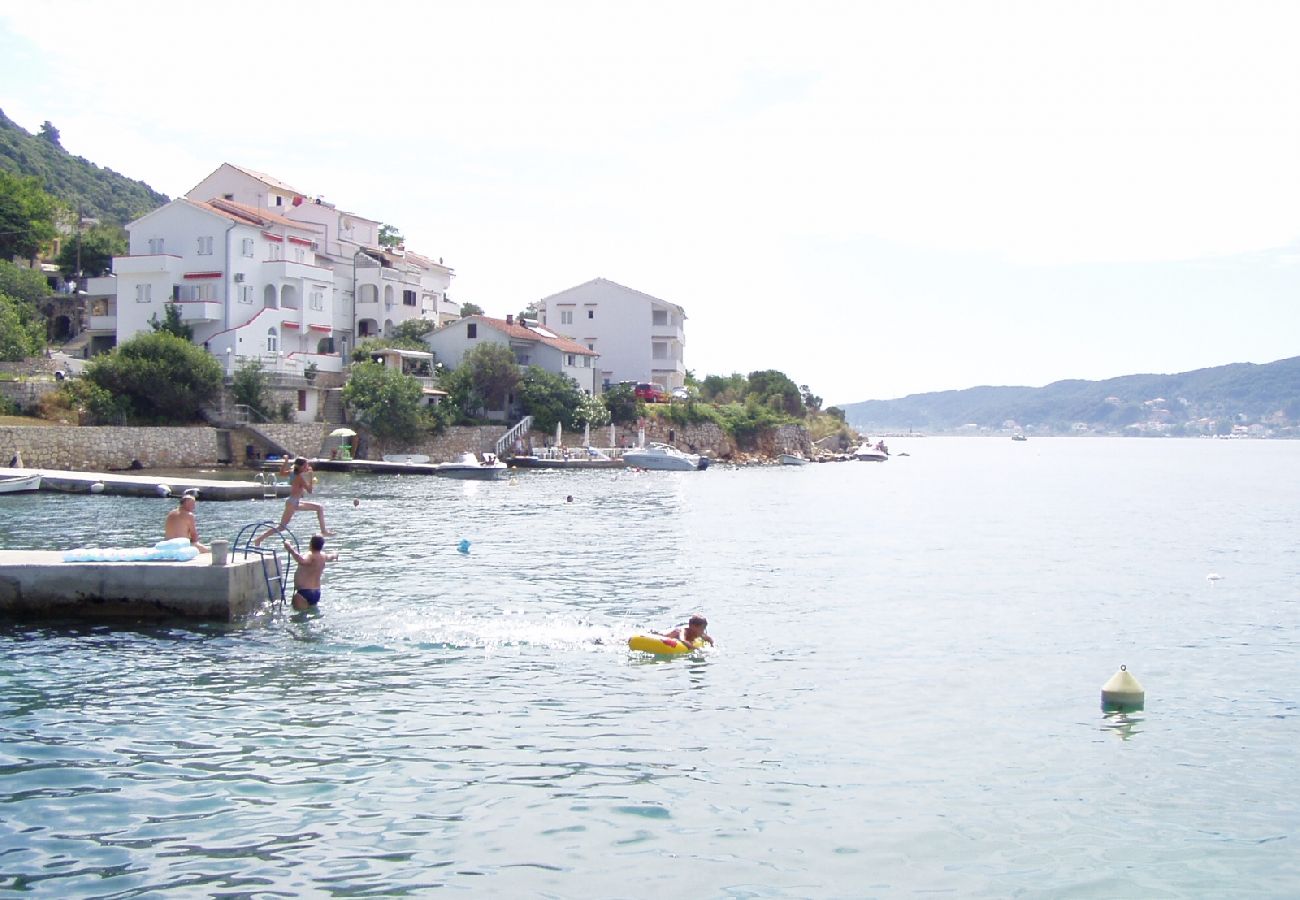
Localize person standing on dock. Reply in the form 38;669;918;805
164;493;209;553
282;534;339;610
255;458;334;545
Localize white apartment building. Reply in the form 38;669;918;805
424;315;601;414
114;198;338;388
185;164;457;357
534;278;686;392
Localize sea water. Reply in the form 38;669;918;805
1;437;1297;897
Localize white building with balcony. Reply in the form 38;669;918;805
185;163;456;355
424;315;601;409
534;278;686;392
112;197;342;383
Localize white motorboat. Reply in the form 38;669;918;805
853;441;889;462
779;453;810;466
622;443;709;471
432;452;509;480
0;473;41;493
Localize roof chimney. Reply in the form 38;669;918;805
506;314;514;325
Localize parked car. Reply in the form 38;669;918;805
634;382;667;403
671;386;691;400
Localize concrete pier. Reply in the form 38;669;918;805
0;551;282;620
0;467;289;500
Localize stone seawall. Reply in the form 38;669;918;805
1;426;220;471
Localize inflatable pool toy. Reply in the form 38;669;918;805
63;537;200;563
627;634;704;656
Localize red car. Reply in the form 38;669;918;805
634;382;667;403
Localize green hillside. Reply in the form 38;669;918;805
0;110;168;224
842;357;1300;435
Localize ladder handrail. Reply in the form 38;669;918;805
496;415;534;457
233;522;301;607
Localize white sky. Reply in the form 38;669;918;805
2;0;1297;404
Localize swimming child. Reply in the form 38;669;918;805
661;615;714;647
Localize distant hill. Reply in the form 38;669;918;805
0;110;168;224
841;357;1300;434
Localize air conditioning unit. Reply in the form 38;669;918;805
234;273;245;283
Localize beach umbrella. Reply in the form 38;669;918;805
330;427;357;438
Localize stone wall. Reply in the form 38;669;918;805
1;426;220;471
249;424;334;460
0;380;58;414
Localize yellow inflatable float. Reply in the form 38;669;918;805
627;634;704;655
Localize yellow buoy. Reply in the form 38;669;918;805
1101;664;1145;710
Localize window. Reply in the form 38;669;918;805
566;354;575;366
266;328;278;352
197;236;214;255
241;238;254;257
147;238;165;254
223;193;235;201
293;246;305;262
403;289;417;307
560;309;573;325
653;341;667;360
587;309;594;319
135;283;152;303
467;323;477;339
310;290;324;310
583;356;591;368
240;285;254;304
267;243;282;261
653;309;668;326
297;390;307;412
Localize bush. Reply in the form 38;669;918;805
231;358;271;420
0;293;45;361
50;378;128;424
602;382;641;424
342;360;429;443
83;331;222;424
517;366;583;434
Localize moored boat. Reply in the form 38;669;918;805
779;453;810;466
621;443;709;471
0;473;41;494
853;441;889;462
432;452;510;480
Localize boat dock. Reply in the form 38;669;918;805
0;551;280;620
0;467;290;500
309;458;444;476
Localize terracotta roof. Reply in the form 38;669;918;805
471;315;597;356
198;198;321;233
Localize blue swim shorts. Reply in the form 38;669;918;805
296;588;321;606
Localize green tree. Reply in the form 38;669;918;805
378;224;404;249
747;369;804;416
699;372;747;404
516;366;583;434
231;358;272;420
38;121;61;147
84;331;222;423
459;301;484;317
56;223;126;278
462;342;520;412
342;360;427;443
389;318;435;346
0;171;60;262
602;381;640;424
148;302;193;340
0;293;45;360
435;363;478;425
0;258;51;304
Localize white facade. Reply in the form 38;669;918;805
424;315;601;399
535;278;686;391
113;198;342;381
185;163;456;356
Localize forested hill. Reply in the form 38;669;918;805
0;110;168;223
841;356;1300;434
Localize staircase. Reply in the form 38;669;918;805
322;388;345;424
496;416;534;458
215;429;234;464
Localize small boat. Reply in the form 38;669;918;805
0;473;41;494
1011;433;1028;442
432;452;509;480
510;448;626;470
853;441;889;462
779;453;810;466
621;443;709;471
383;453;432;464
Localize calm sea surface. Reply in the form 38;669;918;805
1;437;1297;897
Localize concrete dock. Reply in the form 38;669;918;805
0;551;282;620
0;466;290;500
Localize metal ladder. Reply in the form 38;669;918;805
233;522;300;608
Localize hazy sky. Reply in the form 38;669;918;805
2;1;1297;404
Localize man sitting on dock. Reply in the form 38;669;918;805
164;493;209;553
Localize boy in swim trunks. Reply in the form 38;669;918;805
282;534;339;611
662;615;714;647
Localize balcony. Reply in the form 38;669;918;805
113;254;182;277
88;314;117;332
261;259;328;282
177;300;222;323
651;322;685;342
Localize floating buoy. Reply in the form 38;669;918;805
457;539;471;554
1206;573;1222;582
1101;664;1145;710
156;483;172;497
90;482;105;494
